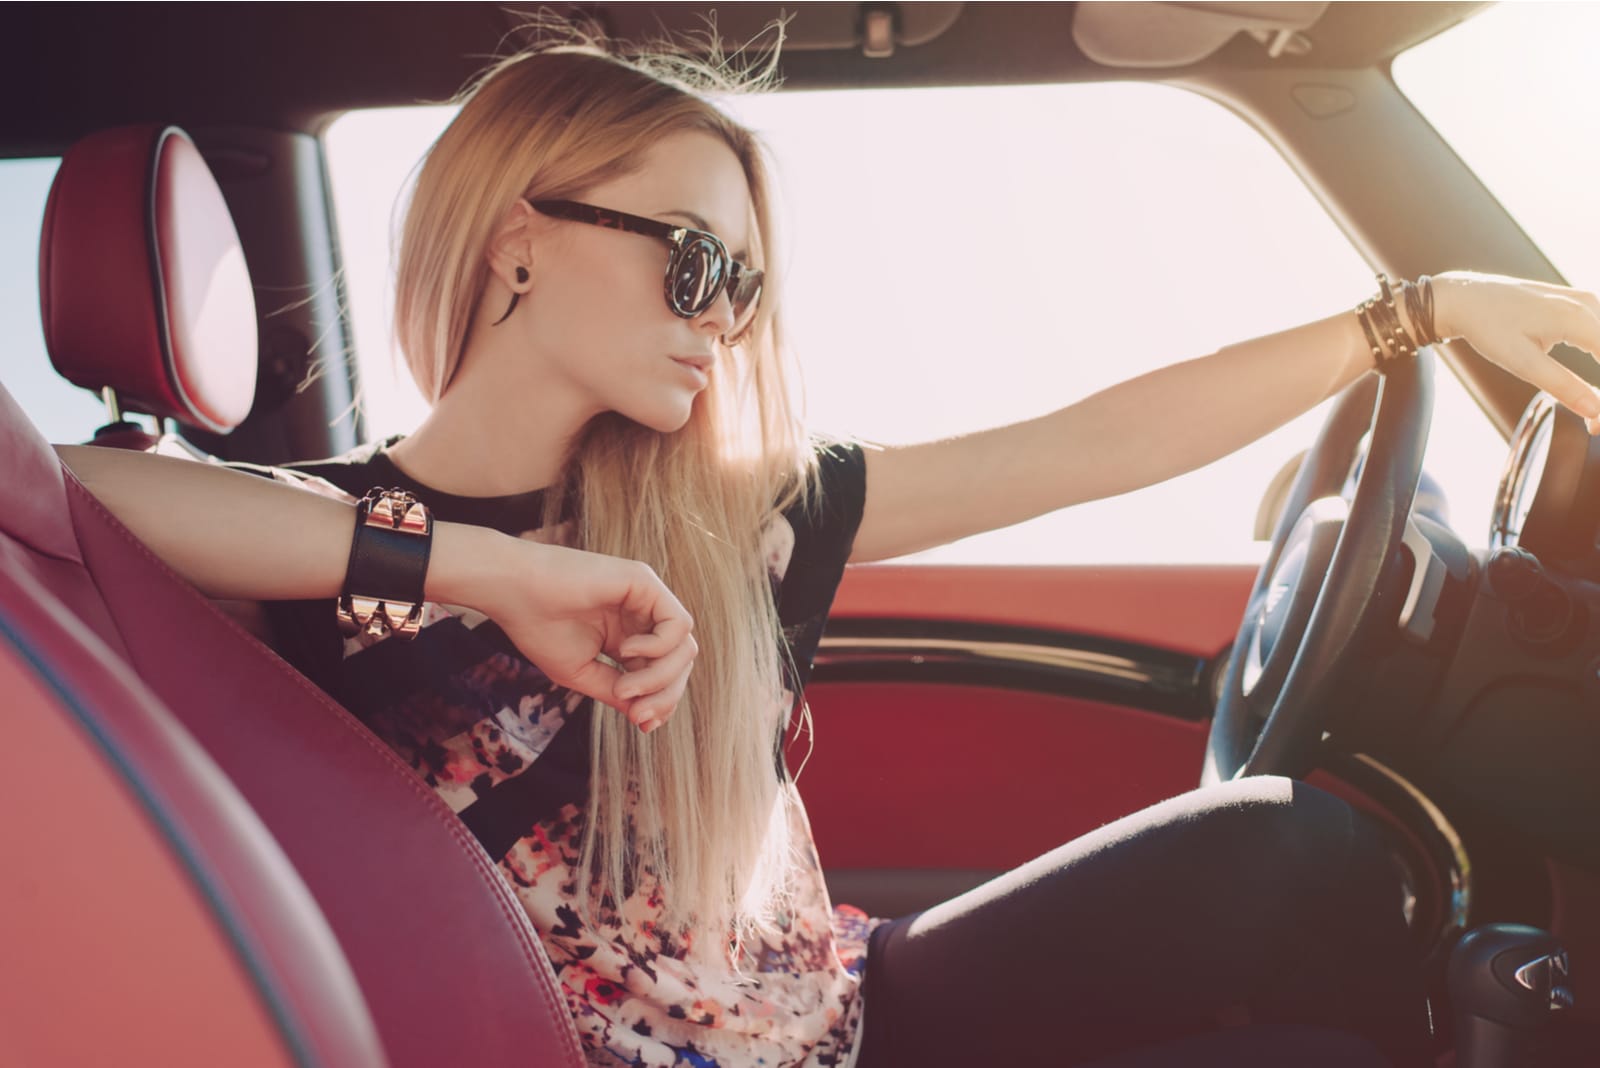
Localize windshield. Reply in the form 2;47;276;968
326;81;1505;564
1394;2;1600;293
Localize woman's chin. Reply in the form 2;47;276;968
622;399;696;435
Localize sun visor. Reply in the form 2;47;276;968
506;3;966;56
1072;1;1328;68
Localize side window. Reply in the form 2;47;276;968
326;83;1503;563
0;158;109;444
325;107;455;440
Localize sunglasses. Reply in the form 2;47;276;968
529;199;764;345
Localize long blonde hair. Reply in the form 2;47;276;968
392;34;817;957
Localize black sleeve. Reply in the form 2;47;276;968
775;439;867;692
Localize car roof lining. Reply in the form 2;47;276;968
2;2;1489;158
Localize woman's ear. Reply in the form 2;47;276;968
485;198;539;291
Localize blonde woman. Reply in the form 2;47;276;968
60;40;1600;1068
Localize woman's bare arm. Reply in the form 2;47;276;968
850;272;1600;564
54;445;694;731
56;444;502;603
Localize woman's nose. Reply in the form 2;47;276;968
693;284;735;338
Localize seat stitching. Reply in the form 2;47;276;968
62;470;585;1066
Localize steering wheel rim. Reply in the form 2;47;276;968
1202;351;1435;785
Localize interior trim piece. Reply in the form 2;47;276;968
1347;753;1472;932
1320;752;1473;969
1399;516;1447;643
815;620;1212;720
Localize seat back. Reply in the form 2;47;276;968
0;533;384;1068
0;385;584;1064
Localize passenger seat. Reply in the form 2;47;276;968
5;123;586;1066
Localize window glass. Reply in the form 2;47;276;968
1394;3;1600;296
326;82;1503;563
0;158;109;444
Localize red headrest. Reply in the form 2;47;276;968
38;125;258;434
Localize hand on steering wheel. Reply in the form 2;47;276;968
1435;273;1600;435
1203;272;1600;784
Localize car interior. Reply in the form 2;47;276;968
3;2;1597;1065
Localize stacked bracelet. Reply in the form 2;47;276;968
1404;273;1438;351
1355;272;1442;374
336;487;434;640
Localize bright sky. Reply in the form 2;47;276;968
7;2;1599;565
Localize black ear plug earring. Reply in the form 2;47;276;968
492;266;531;327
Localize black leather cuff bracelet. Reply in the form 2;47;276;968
336;488;434;640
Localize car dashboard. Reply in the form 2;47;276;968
1398;392;1600;879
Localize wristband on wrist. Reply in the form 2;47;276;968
1404;273;1440;349
1355;272;1440;374
336;487;434;640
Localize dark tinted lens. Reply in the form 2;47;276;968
670;237;726;315
724;268;763;343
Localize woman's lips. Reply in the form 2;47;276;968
669;355;713;386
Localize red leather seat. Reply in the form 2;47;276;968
7;122;587;1065
39;124;257;452
0;429;384;1067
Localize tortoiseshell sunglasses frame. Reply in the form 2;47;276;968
529;198;763;343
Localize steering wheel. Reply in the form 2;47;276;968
1201;351;1435;785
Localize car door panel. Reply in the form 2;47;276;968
794;563;1253;917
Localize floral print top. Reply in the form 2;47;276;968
233;437;885;1068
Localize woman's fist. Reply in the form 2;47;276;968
441;527;695;733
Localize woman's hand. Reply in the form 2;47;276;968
435;526;694;733
1435;271;1600;433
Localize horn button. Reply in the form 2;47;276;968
1241;497;1348;699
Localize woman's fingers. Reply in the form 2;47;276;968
632;661;693;734
1543;293;1600;360
498;544;697;729
616;562;693;636
1522;348;1600;425
619;615;692;661
614;631;698;728
1452;275;1600;431
616;631;697;699
560;656;630;712
1524;295;1600;429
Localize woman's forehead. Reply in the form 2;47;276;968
595;130;754;254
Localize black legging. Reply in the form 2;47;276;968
853;776;1432;1068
